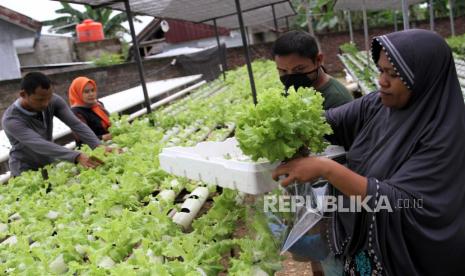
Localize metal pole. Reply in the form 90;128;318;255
429;0;434;31
394;10;398;31
245;27;251;45
234;0;257;105
285;16;290;31
362;1;369;66
401;0;410;30
272;4;279;32
449;0;455;36
123;0;151;114
213;19;226;80
347;10;354;43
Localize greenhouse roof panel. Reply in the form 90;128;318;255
53;0;296;29
213;1;295;29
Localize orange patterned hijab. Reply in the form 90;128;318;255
68;76;111;130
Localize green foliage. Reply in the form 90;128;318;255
236;87;332;162
340;42;359;55
91;52;124;66
446;34;465;58
291;0;342;32
0;60;290;274
361;68;374;85
290;0;465;34
120;40;131;61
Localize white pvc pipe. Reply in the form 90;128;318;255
0;223;8;233
182;198;204;213
172;187;209;229
158;189;176;202
1;235;17;246
190;186;209;200
172;211;193;229
0;172;11;184
169;178;182;191
8;212;21;221
129;80;207;120
98;256;115;269
49;254;68;274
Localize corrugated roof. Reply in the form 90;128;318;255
0;5;42;32
213;1;295;29
248;15;294;33
52;0;296;29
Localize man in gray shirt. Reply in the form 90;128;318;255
2;72;105;176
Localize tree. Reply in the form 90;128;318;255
291;0;343;33
42;2;141;39
289;0;465;34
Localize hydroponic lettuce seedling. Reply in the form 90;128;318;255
0;60;287;274
235;87;332;162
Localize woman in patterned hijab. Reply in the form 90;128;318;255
273;29;465;275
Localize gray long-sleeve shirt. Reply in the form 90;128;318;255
1;94;101;176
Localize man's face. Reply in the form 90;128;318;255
377;50;411;109
274;53;322;91
274;53;320;78
20;86;53;112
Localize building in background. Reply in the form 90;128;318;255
0;5;42;80
136;17;289;60
18;33;76;67
136;18;235;58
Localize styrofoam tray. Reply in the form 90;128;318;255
159;138;345;195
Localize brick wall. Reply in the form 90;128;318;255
75;38;122;61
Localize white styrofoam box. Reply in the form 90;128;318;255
159;138;279;194
159;138;346;195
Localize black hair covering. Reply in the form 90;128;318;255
271;30;319;61
326;29;465;275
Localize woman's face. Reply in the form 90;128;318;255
82;83;97;106
377;50;411;109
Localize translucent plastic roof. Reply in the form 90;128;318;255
334;0;426;11
252;16;292;33
52;0;296;29
211;1;295;29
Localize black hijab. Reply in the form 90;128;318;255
326;29;465;275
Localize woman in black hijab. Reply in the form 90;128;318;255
272;29;465;275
